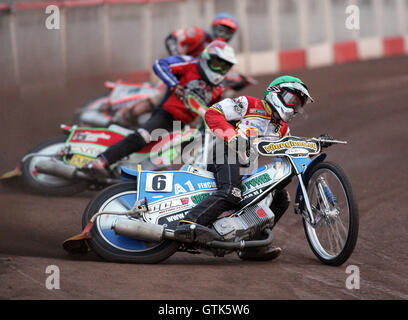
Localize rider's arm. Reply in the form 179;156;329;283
165;34;181;56
152;56;194;88
264;120;290;138
280;122;290;137
205;96;249;142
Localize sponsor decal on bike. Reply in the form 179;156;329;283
256;208;268;218
259;137;319;156
191;193;210;204
242;173;272;193
242;188;264;200
70;144;106;158
148;197;190;214
164;212;187;223
197;181;217;189
68;154;94;167
69;129;124;147
72;131;111;142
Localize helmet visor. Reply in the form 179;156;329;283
208;56;233;75
280;90;304;113
212;25;234;42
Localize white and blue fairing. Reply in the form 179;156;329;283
96;162;293;252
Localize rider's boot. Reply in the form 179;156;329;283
174;220;221;244
238;245;282;261
270;189;290;225
81;156;110;179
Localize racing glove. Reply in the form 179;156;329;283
173;84;185;101
228;135;258;165
318;133;335;148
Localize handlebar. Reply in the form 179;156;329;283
257;135;347;145
181;88;209;120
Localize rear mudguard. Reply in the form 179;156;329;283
294;153;327;213
120;166;140;181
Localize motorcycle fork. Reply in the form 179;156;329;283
296;173;317;227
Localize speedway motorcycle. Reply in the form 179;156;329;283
73;80;166;129
73;74;257;129
63;134;359;266
1;92;211;196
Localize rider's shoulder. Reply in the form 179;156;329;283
239;96;268;111
232;95;250;106
240;96;272;119
182;26;206;39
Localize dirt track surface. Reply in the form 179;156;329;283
1;56;408;300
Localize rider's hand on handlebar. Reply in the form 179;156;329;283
228;135;257;166
318;133;335;148
174;84;185;100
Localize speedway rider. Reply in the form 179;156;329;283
165;13;250;93
165;13;238;57
84;40;237;175
176;76;314;261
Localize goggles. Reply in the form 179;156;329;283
213;25;234;42
208;56;233;75
279;90;304;113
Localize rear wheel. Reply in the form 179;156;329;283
21;136;88;196
83;182;178;263
302;162;358;266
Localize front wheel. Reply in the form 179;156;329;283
83;182;178;263
302;162;359;266
21;136;88;196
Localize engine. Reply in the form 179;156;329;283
212;203;275;241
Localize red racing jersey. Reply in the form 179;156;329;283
165;26;214;57
153;56;225;123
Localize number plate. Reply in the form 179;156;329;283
145;173;173;192
69;154;94;168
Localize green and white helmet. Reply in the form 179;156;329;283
263;75;313;122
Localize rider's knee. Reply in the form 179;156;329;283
137;128;151;144
218;186;242;205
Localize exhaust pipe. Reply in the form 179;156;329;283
35;160;85;180
112;218;175;242
35;159;116;182
112;218;273;250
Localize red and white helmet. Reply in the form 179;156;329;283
211;13;238;42
199;40;238;85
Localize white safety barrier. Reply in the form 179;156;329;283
0;0;407;92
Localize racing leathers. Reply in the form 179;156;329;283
99;55;225;165
165;27;249;94
165;26;214;58
182;95;290;226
